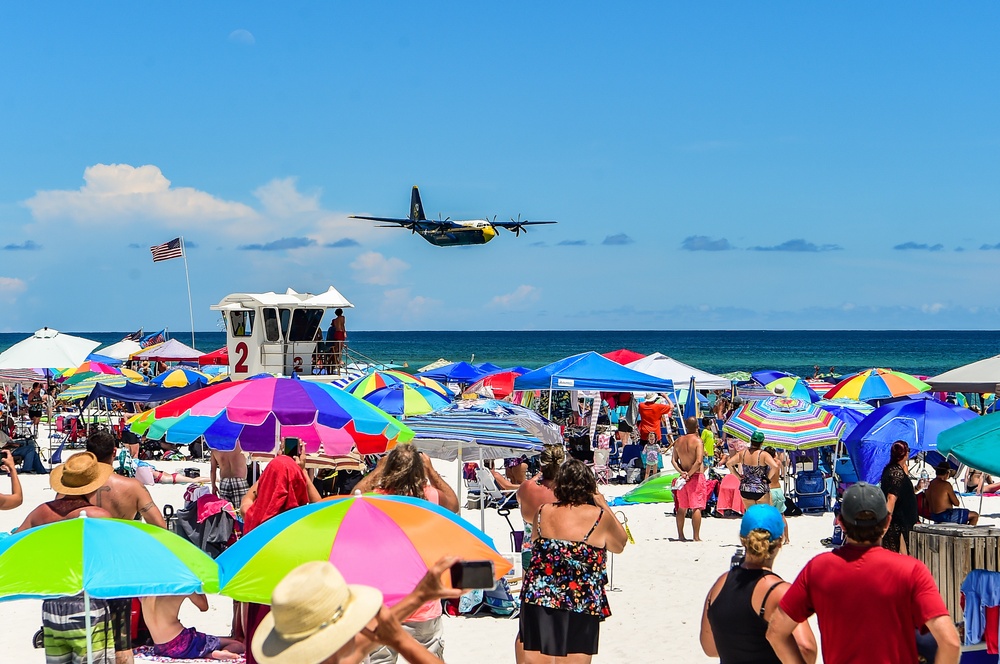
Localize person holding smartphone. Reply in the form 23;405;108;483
0;449;22;510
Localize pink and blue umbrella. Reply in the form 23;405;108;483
362;383;451;417
129;377;411;455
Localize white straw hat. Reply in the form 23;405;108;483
251;561;383;664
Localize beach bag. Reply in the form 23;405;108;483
483;578;519;617
784;497;803;517
444;590;484;616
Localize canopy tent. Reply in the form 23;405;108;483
95;339;142;361
417;361;487;384
0;328;99;370
198;347;229;366
625;353;730;390
131;339;204;362
602;349;646;365
81;381;204;408
927;354;1000;393
515;351;673;393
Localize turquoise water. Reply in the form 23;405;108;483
13;330;1000;378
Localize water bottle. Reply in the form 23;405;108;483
831;500;844;547
730;546;745;569
918;469;929;491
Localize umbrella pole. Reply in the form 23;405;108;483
84;589;93;664
480;447;486;535
455;442;463;515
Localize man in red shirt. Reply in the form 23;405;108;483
638;393;673;445
766;482;960;664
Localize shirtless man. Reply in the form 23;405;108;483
85;431;166;527
210;445;249;508
140;593;244;660
671;417;707;541
927;461;979;525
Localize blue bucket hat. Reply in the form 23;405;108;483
740;504;785;541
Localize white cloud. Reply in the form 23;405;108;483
382;288;440;320
921;303;945;314
0;277;27;302
253;177;320;217
490;284;540;308
349;252;409;285
24;164;257;227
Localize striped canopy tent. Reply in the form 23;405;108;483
723;396;846;450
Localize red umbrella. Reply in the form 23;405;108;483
467;371;521;399
602;349;646;365
198;347;229;366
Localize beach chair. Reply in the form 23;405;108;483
793;470;830;513
592;447;611;485
475;469;517;510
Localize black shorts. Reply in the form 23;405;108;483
28;407;42;418
106;597;132;652
519;603;601;656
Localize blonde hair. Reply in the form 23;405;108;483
741;530;782;561
377;444;427;498
539;444;566;481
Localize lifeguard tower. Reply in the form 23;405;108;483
211;287;357;381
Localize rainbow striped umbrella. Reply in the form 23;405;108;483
150;367;211;388
343;370;421;397
723;396;846;449
57;361;121;384
362;383;451;417
217;495;510;606
129;376;411;455
823;368;930;401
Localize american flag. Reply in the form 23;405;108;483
123;329;143;342
150;238;183;262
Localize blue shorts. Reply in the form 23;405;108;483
931;508;970;524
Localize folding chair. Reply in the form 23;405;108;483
592;447;611;485
475;469;517;510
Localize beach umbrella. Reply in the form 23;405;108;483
57;361;121;384
95;339;142;362
0;515;218;663
684;376;699;419
362;383;451;417
217;495;511;606
84;353;122;367
150;367;211;388
129;376;411;455
723;397;846;450
620;471;680;504
844;398;979;484
823;368;930;401
198;346;229;366
720;371;752;382
58;374;132;402
816;398;874;439
417;361;486;384
939;412;1000;476
751;370;821;402
343;370;422;398
0;328;100;371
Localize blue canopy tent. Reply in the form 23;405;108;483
515;352;673;393
81;381;204;409
843;397;978;484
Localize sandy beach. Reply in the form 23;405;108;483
1;451;992;663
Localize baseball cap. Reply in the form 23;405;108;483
740;504;785;541
840;481;889;526
750;431;766;445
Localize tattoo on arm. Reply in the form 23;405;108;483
139;501;155;514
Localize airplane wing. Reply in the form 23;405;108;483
349;215;448;231
492;221;558;229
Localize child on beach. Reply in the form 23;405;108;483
643;434;660;480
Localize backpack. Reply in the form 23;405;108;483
482;578;519;617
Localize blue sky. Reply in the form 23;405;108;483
0;3;998;332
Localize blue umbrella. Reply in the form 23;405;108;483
418;361;486;384
844;398;978;484
683;376;698;420
84;352;123;366
816;398;874;439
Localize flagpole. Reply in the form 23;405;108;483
180;236;196;348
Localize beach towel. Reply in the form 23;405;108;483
134;645;245;662
242;455;311;533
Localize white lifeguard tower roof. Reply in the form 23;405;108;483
211;287;353;311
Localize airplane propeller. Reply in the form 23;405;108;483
508;213;529;237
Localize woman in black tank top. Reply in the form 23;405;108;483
700;504;817;664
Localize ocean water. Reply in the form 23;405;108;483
8;330;1000;378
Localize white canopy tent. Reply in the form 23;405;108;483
927;354;1000;393
0;328;99;370
625;352;731;390
96;339;143;361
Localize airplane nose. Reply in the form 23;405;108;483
483;225;497;241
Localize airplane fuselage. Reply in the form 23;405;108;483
419;220;497;246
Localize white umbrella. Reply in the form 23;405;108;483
0;328;100;370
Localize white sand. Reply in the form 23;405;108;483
1;452;994;663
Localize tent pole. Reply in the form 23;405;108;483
480;447;486;534
84;589;93;664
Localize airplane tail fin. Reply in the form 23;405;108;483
410;186;426;221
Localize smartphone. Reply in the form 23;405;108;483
449;560;495;590
283;437;302;457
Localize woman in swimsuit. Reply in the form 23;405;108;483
701;504;817;663
726;431;780;510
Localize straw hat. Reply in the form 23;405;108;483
645;392;660;403
50;452;113;495
252;561;383;664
